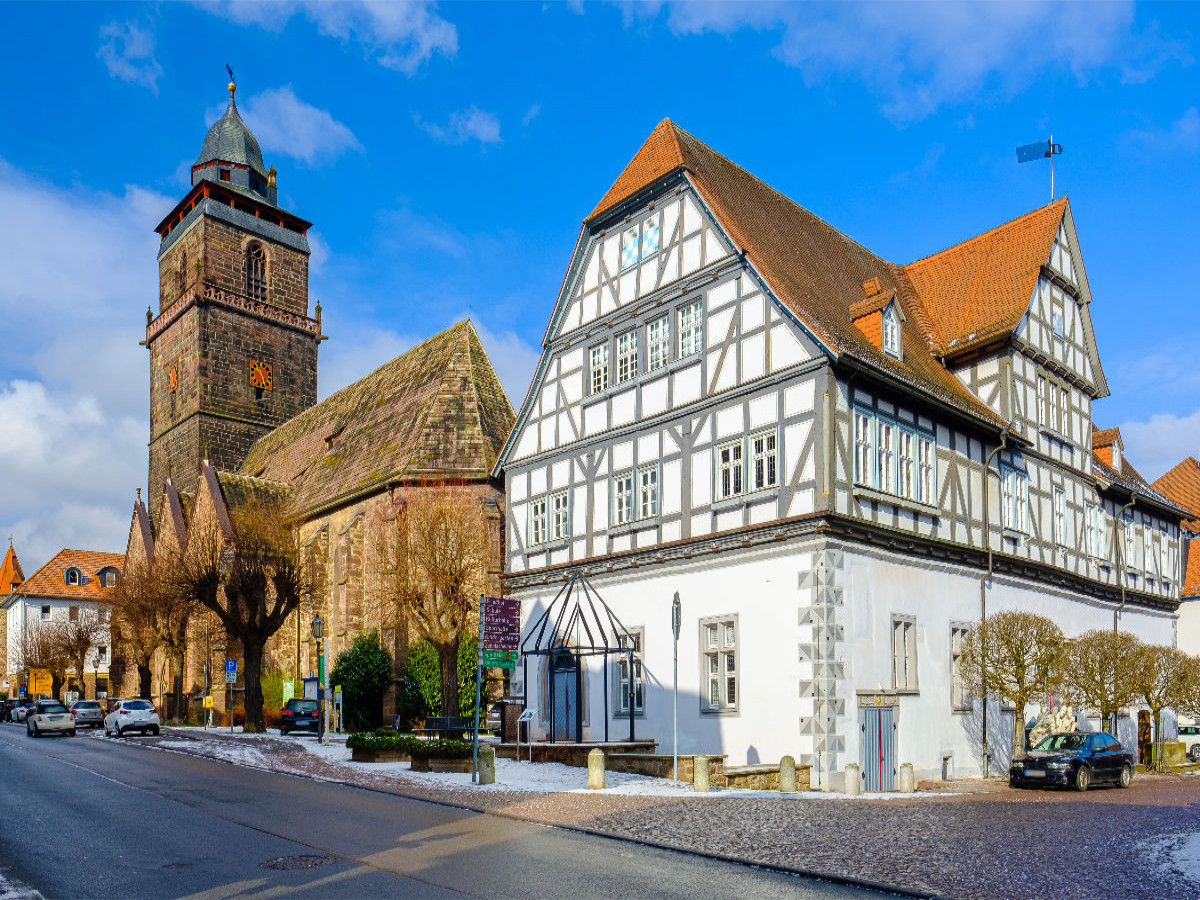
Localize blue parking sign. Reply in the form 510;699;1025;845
225;659;237;683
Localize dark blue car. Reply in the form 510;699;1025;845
1009;731;1134;791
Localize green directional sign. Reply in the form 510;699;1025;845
481;649;518;669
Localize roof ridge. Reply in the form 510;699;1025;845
905;198;1067;270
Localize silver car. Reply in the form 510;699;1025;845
69;700;105;729
27;701;75;737
105;699;160;737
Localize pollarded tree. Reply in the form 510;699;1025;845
1134;643;1195;768
1059;629;1143;736
959;610;1064;761
178;493;307;733
54;608;108;700
380;483;493;717
151;544;203;723
110;559;163;700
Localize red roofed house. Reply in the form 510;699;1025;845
1152;455;1200;654
2;549;123;701
0;543;26;693
495;119;1187;787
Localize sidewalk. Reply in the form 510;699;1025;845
128;728;1200;900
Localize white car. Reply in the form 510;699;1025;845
27;701;75;737
104;699;161;737
1179;724;1200;762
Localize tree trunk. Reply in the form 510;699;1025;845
435;635;461;717
1010;698;1028;762
243;637;266;733
170;651;187;723
137;663;153;701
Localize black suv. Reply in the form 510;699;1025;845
1010;731;1134;791
279;698;320;735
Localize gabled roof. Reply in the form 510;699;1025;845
15;549;124;601
904;200;1067;354
1091;426;1124;469
1091;449;1185;520
585;120;1004;428
1;544;24;594
1152;457;1200;532
240;321;515;516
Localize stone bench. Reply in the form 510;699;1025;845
719;762;812;791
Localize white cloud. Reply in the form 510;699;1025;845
469;319;540;409
1120;411;1200;483
0;161;165;568
197;0;457;73
522;103;542;127
636;1;1172;123
98;20;164;93
414;106;502;146
1124;107;1200;155
316;325;421;400
236;86;362;165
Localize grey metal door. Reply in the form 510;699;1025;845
551;652;578;742
862;706;895;791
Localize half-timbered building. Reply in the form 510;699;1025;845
495;120;1187;786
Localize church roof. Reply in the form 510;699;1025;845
239;320;515;517
196;92;266;177
1;544;24;594
15;549;124;601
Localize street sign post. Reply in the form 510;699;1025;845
517;707;537;762
474;595;522;782
672;592;681;784
226;659;236;733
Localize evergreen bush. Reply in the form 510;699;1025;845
330;631;393;732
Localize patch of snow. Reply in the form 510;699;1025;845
1142;831;1200;887
0;869;44;900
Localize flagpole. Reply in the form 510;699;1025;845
1050;134;1055;201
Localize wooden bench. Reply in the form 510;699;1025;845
413;716;474;740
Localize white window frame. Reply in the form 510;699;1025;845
528;496;548;545
1053;486;1066;548
549;490;569;541
1143;524;1153;578
1000;465;1028;534
590;343;609;395
917;434;935;505
620;226;639;271
637;465;659;519
876;420;895;495
647;315;670;372
750;430;778;492
40;605;51;621
1037;374;1048;427
892;616;918;693
854;409;874;488
881;304;900;358
1085;502;1106;560
1161;530;1172;583
615;329;638;384
1051;302;1065;338
612;472;633;526
717;440;743;500
1059;386;1070;438
950;624;971;712
1123;511;1136;571
700;615;738;713
898;429;915;500
678;299;703;359
615;628;644;716
640;215;660;260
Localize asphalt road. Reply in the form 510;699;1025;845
0;723;893;900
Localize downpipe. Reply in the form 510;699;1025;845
980;429;1009;777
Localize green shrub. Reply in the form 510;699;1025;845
404;636;479;719
406;737;473;760
344;731;473;759
330;631;393;732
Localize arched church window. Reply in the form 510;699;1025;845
247;242;267;302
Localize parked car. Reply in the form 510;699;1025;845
279;698;320;735
13;699;37;723
104;699;161;737
69;699;105;729
1;698;18;722
27;700;75;737
1179;724;1200;762
1010;731;1134;791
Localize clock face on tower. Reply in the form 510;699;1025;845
249;359;273;391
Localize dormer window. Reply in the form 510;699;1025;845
64;567;81;586
247;242;267;302
97;568;120;588
882;304;901;359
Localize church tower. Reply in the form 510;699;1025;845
145;78;321;510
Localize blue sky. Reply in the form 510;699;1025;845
0;1;1197;566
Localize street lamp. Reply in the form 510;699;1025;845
311;615;329;745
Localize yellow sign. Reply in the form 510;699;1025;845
202;696;214;709
28;669;52;695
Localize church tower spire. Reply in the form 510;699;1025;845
144;74;322;513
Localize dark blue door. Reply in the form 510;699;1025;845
862;706;895;791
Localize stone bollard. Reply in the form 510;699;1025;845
780;755;798;793
477;746;496;785
898;762;915;793
587;748;606;790
693;754;711;793
844;762;862;796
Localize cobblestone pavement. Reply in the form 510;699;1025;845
147;731;1200;900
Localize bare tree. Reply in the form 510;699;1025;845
1059;629;1143;735
16;621;67;699
179;494;306;732
380;483;492;717
152;544;202;722
110;560;162;700
959;610;1064;761
54;609;108;699
1134;643;1193;769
